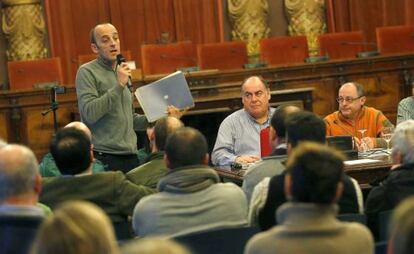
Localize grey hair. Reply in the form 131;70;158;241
0;145;39;202
392;120;414;164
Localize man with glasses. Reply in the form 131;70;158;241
324;82;392;150
211;76;276;167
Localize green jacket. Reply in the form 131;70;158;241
39;153;106;177
126;151;167;189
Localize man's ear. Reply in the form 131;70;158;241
332;182;344;203
91;43;99;54
284;174;292;201
34;174;42;195
164;153;171;169
360;96;366;105
203;153;209;165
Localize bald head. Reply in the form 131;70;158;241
271;105;301;139
0;144;40;204
154;117;184;151
65;121;92;141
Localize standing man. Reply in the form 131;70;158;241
324;82;392;150
76;23;180;173
211;76;275;166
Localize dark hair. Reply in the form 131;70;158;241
285;111;326;147
154;117;183;151
50;128;91;175
287;142;345;204
271;105;301;139
165;127;207;169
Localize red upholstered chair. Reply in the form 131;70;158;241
141;41;197;76
260;127;272;157
376;25;414;55
318;31;364;60
260;36;309;66
197;41;248;70
7;57;63;90
78;50;132;66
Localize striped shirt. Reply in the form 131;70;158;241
211;108;275;166
397;96;414;125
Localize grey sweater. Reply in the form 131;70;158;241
76;57;148;154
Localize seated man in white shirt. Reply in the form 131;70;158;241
211;76;276;167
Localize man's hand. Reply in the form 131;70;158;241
117;62;131;88
167;105;189;119
235;155;260;164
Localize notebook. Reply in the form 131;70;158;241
134;71;194;122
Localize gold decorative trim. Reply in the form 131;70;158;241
2;0;41;7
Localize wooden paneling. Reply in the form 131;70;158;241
0;113;8;141
173;0;221;43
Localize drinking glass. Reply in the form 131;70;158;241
382;126;395;150
358;129;368;152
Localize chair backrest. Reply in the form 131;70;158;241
378;210;393;241
318;31;364;60
141;41;196;76
0;214;44;254
260;36;309;65
173;226;259;254
376;25;414;55
7;57;63;90
260;127;272;157
337;213;367;225
197;41;248;70
375;241;388;254
78;50;132;66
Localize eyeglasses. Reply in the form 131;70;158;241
336;96;362;103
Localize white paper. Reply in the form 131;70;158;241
344;159;382;165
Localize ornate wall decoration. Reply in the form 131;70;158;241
285;0;327;56
228;0;270;60
2;0;48;61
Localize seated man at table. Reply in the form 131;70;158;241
324;82;392;150
249;111;363;230
39;121;106;177
245;142;373;254
242;104;300;203
40;127;155;224
133;127;248;237
397;81;414;125
365;120;414;238
126;116;184;188
211;76;276;167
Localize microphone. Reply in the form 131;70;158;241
339;41;379;58
116;54;132;91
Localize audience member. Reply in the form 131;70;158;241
242;104;300;202
31;200;120;254
133;127;248;237
397;82;414;125
121;238;190;254
245;142;374;254
40;127;155;224
76;23;182;173
126;117;183;188
211;76;276;166
388;196;414;254
249;111;362;230
39;121;106;177
325;82;393;150
365;120;414;238
0;144;46;254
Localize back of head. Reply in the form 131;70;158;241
286;142;345;204
392;120;414;164
64;121;92;141
31;200;119;254
165;127;208;169
0;144;39;203
285;111;326;147
390;196;414;254
121;238;190;254
50;127;91;175
154;117;184;151
271;104;301;138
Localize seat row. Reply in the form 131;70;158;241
6;25;414;90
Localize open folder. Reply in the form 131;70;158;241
134;71;194;122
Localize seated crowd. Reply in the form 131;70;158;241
1;77;414;254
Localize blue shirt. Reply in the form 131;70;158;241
211;108;275;166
